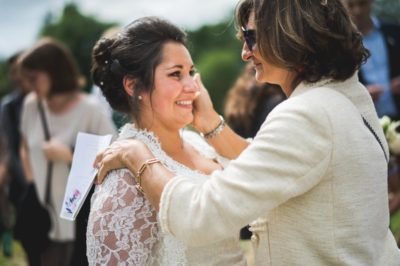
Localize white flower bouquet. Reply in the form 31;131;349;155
380;116;400;155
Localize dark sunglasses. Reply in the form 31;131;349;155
241;26;256;51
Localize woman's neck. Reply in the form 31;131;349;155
137;119;185;157
281;72;300;97
46;92;79;114
158;129;185;157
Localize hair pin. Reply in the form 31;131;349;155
321;0;327;5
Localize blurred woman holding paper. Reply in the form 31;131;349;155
18;38;117;266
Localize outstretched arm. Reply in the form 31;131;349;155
192;74;249;159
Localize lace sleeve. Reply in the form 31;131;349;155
87;169;159;266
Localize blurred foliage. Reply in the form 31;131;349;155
196;49;242;113
0;62;8;98
187;20;240;62
374;0;400;24
187;21;244;113
390;210;400;246
39;4;117;92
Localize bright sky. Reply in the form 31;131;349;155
0;0;239;59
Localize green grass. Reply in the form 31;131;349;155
0;240;27;266
390;210;400;244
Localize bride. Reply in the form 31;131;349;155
86;17;246;265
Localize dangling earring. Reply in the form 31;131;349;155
138;95;143;101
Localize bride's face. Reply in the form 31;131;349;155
139;42;199;131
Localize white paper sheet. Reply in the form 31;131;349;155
60;132;113;221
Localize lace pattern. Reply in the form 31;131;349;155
87;124;246;265
87;169;159;266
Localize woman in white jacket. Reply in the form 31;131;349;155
95;0;400;264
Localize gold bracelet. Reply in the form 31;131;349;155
201;115;225;139
135;158;161;194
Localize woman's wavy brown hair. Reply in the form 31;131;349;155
236;0;369;85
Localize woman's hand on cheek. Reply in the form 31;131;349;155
192;73;219;133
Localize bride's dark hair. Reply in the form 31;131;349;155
91;16;187;118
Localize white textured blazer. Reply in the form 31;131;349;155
159;74;400;265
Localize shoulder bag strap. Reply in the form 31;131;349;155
37;100;54;206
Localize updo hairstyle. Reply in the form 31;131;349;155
91;17;187;119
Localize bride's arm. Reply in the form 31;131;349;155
95;141;173;212
88;169;159;265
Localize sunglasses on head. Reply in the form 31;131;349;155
241;26;256;51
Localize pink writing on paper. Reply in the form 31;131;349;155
65;189;81;214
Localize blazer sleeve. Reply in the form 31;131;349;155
159;96;333;246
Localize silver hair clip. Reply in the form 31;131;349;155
100;81;104;86
105;60;109;64
321;0;327;5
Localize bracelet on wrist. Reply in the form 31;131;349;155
134;158;161;194
201;115;225;139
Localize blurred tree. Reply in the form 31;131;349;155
188;20;244;113
188;20;240;61
374;0;400;24
39;4;117;92
0;61;8;98
196;49;243;113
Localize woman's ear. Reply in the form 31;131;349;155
122;76;136;97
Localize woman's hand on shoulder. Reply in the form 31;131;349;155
94;138;153;184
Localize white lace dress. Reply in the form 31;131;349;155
86;124;246;266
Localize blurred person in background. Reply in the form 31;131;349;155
0;123;12;257
0;51;31;258
18;37;117;266
343;0;400;120
224;63;286;139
